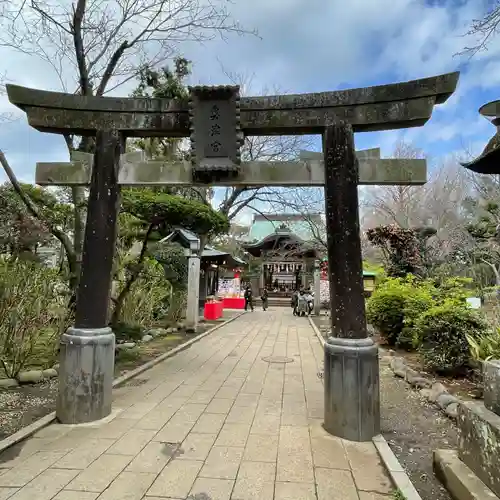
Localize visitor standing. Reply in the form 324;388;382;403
304;288;313;315
291;289;299;316
261;287;268;311
244;286;254;311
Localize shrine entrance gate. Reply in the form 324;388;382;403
7;72;459;441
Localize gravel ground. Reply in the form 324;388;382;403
0;379;58;441
380;357;459;500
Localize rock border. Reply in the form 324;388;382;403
0;366;60;388
0;311;245;455
385;354;462;420
307;316;422;499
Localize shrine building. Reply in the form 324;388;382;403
241;214;323;301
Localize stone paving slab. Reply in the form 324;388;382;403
0;309;394;499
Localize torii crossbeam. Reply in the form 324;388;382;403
35;147;427;187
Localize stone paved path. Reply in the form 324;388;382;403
0;309;394;499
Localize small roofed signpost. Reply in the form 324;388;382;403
7;72;458;438
160;229;201;332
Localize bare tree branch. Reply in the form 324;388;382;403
0;0;259;293
71;0;92;95
1;0;258;96
459;2;500;57
363;141;472;264
0;150;76;273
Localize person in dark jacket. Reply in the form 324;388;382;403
261;287;269;311
291;289;299;315
244;286;254;311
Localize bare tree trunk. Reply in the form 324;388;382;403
480;258;500;298
71;186;85;280
110;223;155;328
0;150;79;282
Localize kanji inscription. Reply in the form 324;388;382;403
189;85;242;182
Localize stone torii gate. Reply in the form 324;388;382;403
7;73;459;441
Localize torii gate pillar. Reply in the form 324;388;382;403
322;124;379;441
57;130;122;424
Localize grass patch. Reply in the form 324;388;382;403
115;347;142;363
392;490;406;500
114;332;190;375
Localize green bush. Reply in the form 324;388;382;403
467;327;500;362
432;276;474;306
416;303;488;375
164;289;187;323
113;323;145;342
366;286;406;345
366;276;433;347
120;257;170;328
394;327;416;351
398;284;435;350
367;275;478;351
0;259;66;378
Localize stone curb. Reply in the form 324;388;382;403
385;354;462;421
0;311;245;455
308;317;422;498
307;314;326;347
433;449;500;500
373;435;422;500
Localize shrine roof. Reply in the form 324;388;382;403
244;213;323;243
203;247;246;266
159;228;246;267
241;221;318;258
460;131;500;174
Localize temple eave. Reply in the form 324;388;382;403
460;150;500;174
242;244;318;259
461;131;500;174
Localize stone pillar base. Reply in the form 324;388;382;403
324;336;380;441
56;326;115;424
484;359;500;415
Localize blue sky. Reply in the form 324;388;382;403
0;0;498;200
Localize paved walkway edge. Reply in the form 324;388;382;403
0;311;245;455
373;431;422;499
308;316;422;499
308;314;326;347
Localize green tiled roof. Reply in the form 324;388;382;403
246;214;322;242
